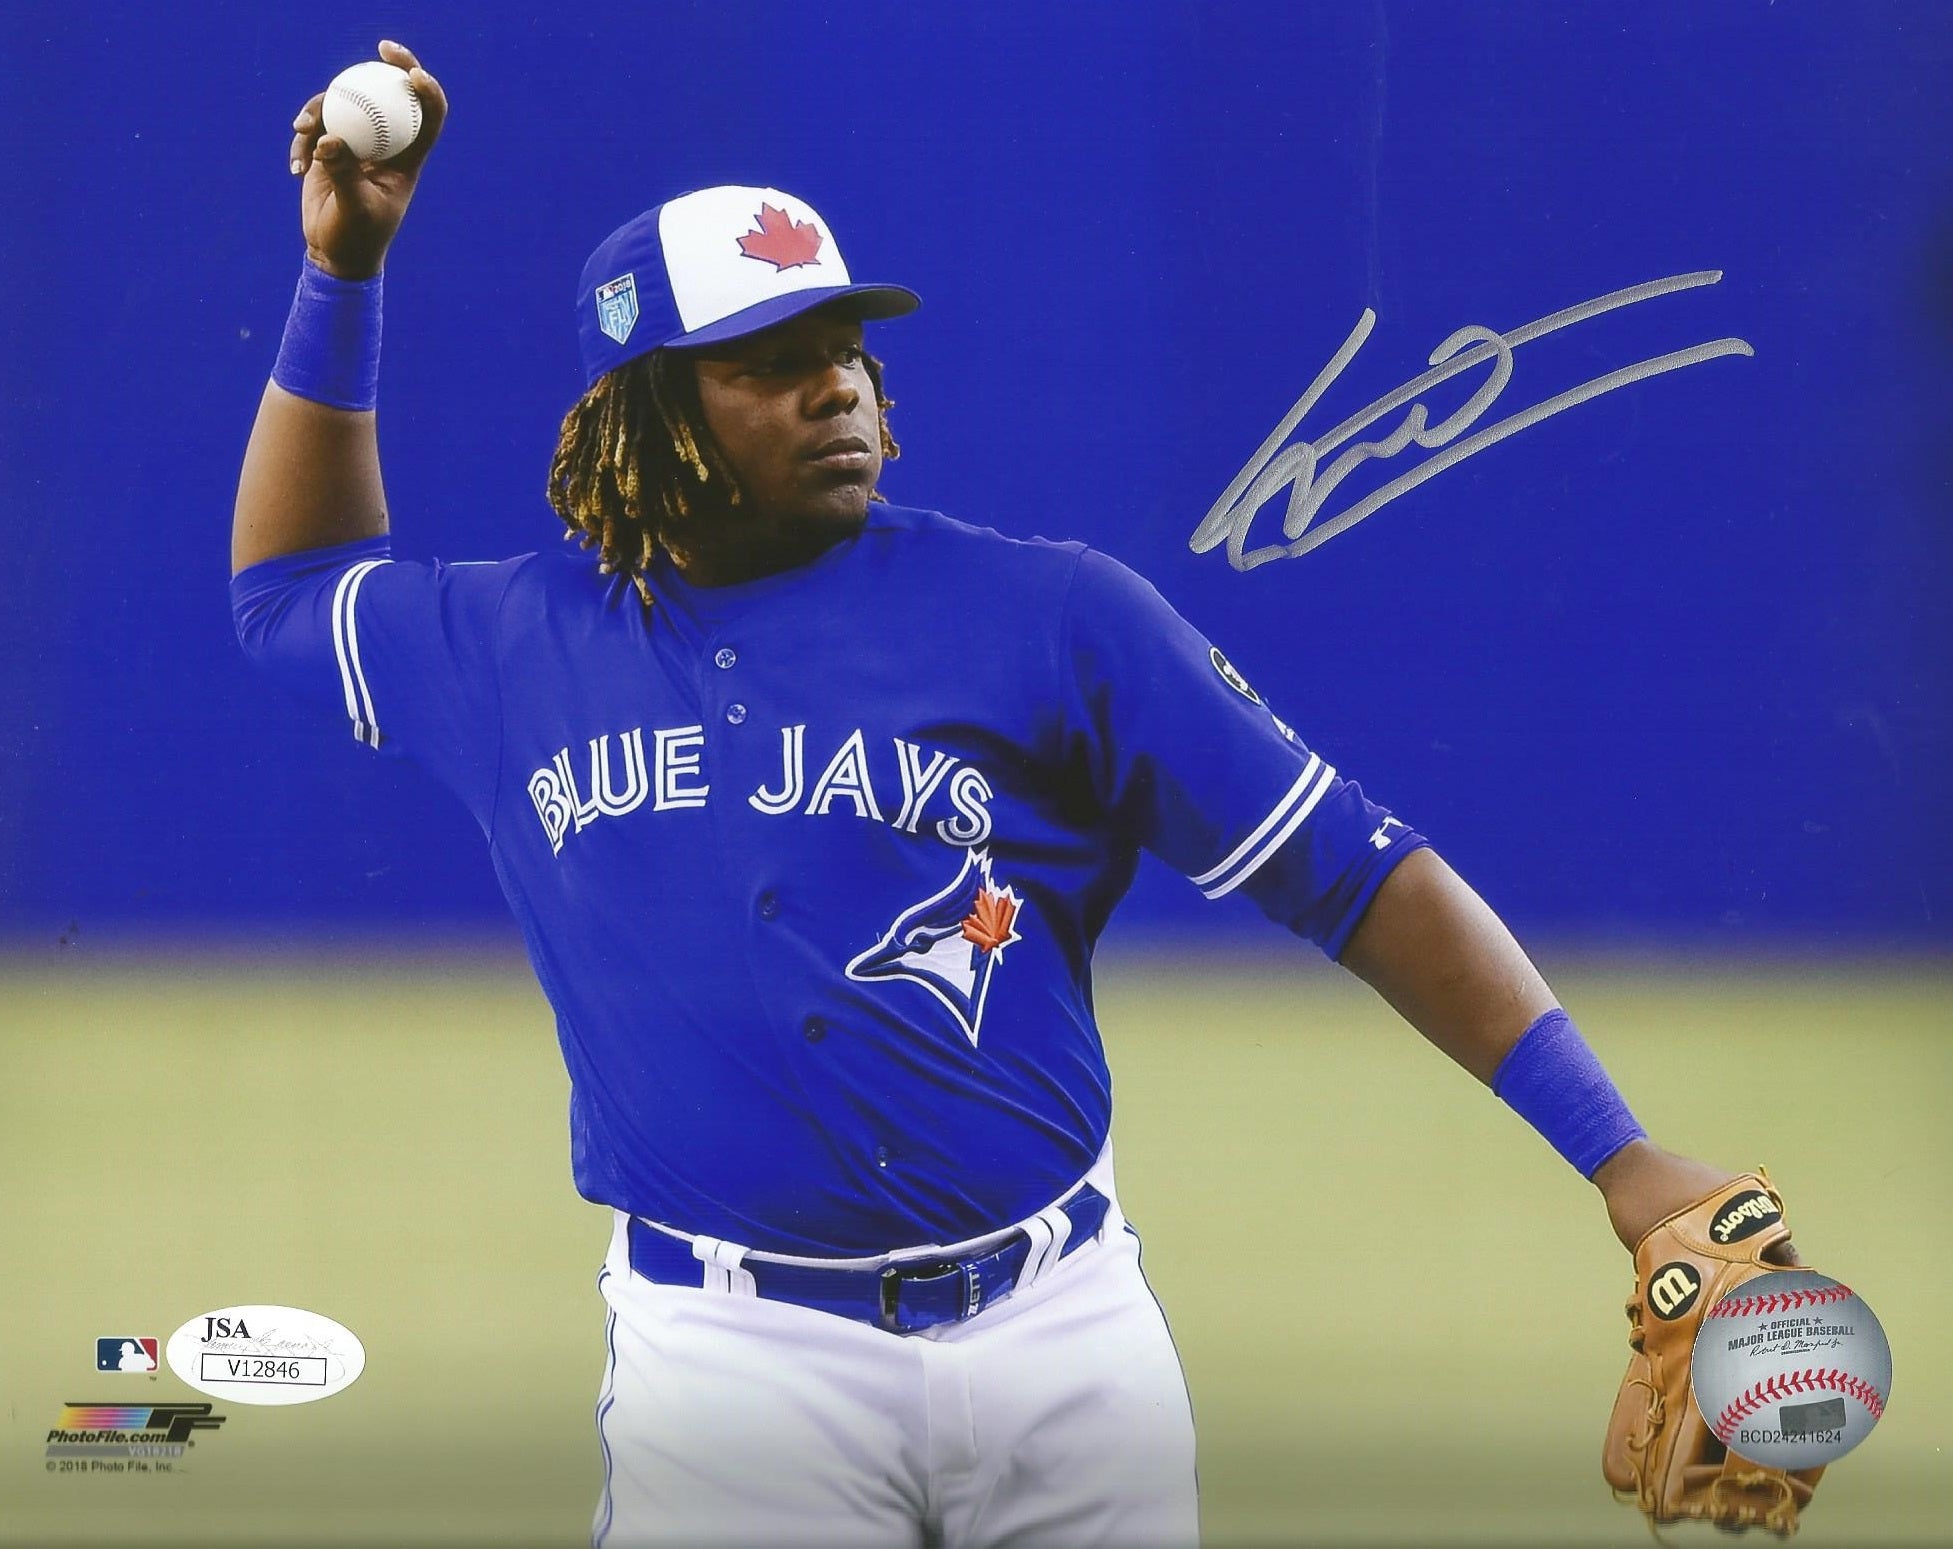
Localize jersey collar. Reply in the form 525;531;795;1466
645;505;894;628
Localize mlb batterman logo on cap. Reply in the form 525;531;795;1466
576;186;921;388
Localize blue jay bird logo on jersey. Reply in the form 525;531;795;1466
846;848;1025;1046
594;273;639;344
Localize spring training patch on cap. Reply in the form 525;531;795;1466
596;274;639;345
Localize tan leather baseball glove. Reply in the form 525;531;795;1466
1603;1168;1823;1536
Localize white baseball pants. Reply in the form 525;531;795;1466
589;1155;1200;1548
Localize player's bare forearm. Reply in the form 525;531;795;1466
1336;847;1556;1084
232;385;388;574
1339;850;1792;1255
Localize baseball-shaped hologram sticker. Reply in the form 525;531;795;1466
321;60;424;163
1690;1270;1890;1470
166;1305;365;1406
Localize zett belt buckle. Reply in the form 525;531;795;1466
877;1258;963;1334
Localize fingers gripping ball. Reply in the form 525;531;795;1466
322;61;423;163
1691;1271;1891;1472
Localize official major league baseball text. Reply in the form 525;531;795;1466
1691;1271;1892;1472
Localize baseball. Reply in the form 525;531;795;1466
321;60;423;163
1690;1270;1891;1470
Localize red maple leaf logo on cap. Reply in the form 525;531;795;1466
737;203;824;271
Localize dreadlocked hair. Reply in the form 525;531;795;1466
546;346;900;610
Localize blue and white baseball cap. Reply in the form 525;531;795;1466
576;186;921;388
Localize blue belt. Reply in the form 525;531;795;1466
626;1183;1112;1335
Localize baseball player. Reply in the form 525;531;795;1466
234;42;1820;1547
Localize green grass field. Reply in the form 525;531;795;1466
2;948;1946;1547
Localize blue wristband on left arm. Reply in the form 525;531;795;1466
1491;1008;1646;1178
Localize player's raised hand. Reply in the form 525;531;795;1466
289;40;449;281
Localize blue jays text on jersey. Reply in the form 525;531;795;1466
232;503;1428;1256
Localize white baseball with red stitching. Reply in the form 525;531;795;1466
1690;1269;1892;1470
321;61;423;164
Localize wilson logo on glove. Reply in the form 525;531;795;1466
1645;1261;1703;1321
1709;1188;1782;1244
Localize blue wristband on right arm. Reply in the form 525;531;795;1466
1491;1007;1647;1178
271;258;382;411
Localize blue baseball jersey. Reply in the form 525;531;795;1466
232;502;1427;1254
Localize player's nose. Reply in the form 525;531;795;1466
805;361;860;417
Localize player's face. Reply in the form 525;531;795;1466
688;309;883;537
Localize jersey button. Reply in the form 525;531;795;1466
874;1145;891;1168
757;890;780;920
713;647;737;670
725;703;748;725
802;1016;827;1044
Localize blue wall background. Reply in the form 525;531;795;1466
2;1;1947;950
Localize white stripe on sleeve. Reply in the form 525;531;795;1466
1189;756;1319;888
330;559;391;748
1197;758;1338;899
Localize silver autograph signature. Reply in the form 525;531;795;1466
1188;272;1752;571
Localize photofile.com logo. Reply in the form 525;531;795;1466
47;1403;227;1457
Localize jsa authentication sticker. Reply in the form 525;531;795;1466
165;1305;364;1406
